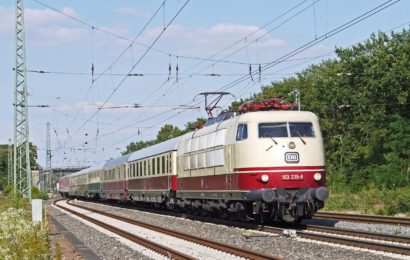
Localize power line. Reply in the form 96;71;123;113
24;54;333;77
160;0;321;100
32;0;302;68
39;1;403;164
180;0;310;74
31;1;322;148
72;0;190;138
65;0;168;132
215;0;401;95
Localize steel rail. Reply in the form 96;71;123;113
53;200;195;260
261;226;410;256
314;212;410;227
304;224;410;244
66;200;281;260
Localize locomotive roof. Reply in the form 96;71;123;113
237;110;318;122
128;136;183;162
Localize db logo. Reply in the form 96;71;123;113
285;152;299;163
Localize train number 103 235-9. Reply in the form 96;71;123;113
282;174;304;181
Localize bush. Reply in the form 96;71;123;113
0;189;50;259
0;208;50;259
32;186;49;200
324;185;410;216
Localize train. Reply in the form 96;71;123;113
58;99;329;223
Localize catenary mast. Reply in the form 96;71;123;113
13;0;31;201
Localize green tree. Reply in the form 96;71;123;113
0;143;39;191
122;140;156;155
182;117;207;133
156;124;182;143
241;30;410;191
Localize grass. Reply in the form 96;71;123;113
324;185;410;216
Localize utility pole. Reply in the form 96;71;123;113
14;0;31;201
46;122;52;192
8;139;12;185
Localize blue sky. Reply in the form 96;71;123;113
0;0;409;168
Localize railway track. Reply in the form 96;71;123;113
314;211;410;226
69;199;410;257
303;224;410;244
259;226;410;256
55;199;281;260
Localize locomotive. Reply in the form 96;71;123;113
58;99;328;223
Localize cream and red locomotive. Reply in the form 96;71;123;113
59;99;328;222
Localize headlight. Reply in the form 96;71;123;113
313;173;322;181
261;174;269;183
288;142;296;149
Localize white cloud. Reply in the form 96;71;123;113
0;6;96;48
139;23;287;57
26;7;76;26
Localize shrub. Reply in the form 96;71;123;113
0;208;50;259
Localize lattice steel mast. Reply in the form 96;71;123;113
13;0;31;201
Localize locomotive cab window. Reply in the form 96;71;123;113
289;122;315;137
259;122;287;138
236;124;248;141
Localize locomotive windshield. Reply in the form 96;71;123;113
258;122;315;138
289;122;315;137
259;122;287;137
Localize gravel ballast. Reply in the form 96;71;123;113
70;200;407;259
48;206;154;260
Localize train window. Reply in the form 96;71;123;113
131;164;133;178
169;154;172;172
168;155;170;173
162;156;165;174
289;122;315;137
259;123;288;138
144;161;146;176
157;157;160;175
236;124;248;141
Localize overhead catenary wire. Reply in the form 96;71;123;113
101;0;401;151
214;0;401;96
23;54;334;76
64;0;168;133
28;0;318;153
36;0;406;165
31;0;304;67
72;0;190;138
39;0;404;159
161;0;321;98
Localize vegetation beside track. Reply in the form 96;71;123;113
0;186;50;259
324;185;410;216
